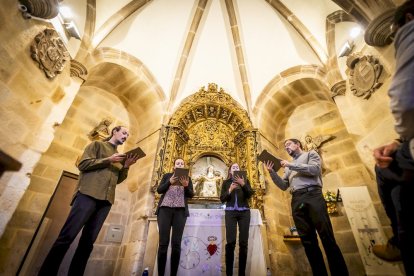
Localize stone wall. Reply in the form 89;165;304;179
114;131;160;275
333;43;403;271
260;136;296;274
0;85;132;275
0;0;81;237
0;39;164;275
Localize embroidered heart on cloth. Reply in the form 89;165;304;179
207;244;217;256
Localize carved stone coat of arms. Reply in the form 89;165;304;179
346;53;385;99
30;28;70;79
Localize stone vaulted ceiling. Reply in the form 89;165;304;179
64;0;356;115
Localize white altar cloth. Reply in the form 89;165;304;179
153;209;266;276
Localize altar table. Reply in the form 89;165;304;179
153;209;266;276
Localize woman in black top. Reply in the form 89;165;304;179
155;158;194;276
220;163;254;276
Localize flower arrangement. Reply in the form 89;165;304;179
323;190;337;202
323;190;338;214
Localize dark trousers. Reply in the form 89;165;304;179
38;193;111;276
157;207;187;276
376;141;414;276
291;188;348;276
224;210;250;276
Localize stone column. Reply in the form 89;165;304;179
142;217;158;275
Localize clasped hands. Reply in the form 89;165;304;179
229;175;245;193
169;175;190;187
373;140;400;168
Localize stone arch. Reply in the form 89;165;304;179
82;61;165;141
258;77;333;144
253;64;327;122
91;47;166;102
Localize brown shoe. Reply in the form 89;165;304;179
373;242;402;262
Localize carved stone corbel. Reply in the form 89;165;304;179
30;28;70;79
364;9;396;47
346;53;385;99
70;60;88;83
330;80;346;98
19;0;60;19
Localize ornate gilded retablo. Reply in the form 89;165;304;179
346;53;384;99
30;28;70;79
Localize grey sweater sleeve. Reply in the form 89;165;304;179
269;170;289;191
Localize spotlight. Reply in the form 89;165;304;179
338;41;355;57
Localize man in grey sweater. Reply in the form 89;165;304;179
265;138;348;276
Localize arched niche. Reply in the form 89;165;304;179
151;83;265;212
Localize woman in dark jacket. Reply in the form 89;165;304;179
155;158;194;276
220;163;254;276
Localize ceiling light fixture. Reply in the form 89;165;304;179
350;26;362;39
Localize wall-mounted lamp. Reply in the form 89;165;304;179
338;26;362;58
338;41;355;57
17;3;81;40
57;6;81;40
61;18;81;40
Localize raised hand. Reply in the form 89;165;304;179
264;160;274;171
179;176;189;187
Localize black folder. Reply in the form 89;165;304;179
258;149;282;171
174;168;189;178
233;170;247;180
123;147;146;159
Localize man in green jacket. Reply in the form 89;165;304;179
38;126;139;276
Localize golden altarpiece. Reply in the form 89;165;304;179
143;84;269;274
150;83;266;214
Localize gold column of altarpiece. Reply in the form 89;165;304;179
150;83;266;216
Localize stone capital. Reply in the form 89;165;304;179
330;80;347;98
70;60;88;82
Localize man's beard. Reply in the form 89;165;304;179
115;138;126;145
